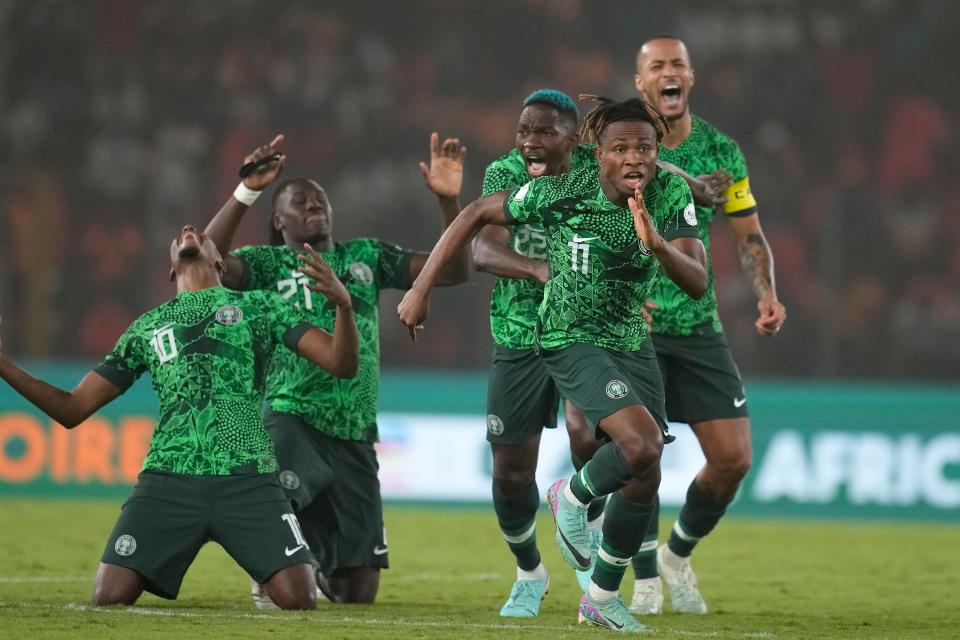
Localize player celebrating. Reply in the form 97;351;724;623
628;36;787;615
472;89;604;617
204;133;469;605
399;96;707;633
474;90;735;617
0;225;358;609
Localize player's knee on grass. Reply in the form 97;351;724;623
329;567;380;604
265;563;317;610
92;563;145;606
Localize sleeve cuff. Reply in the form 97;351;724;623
92;364;136;393
283;322;314;353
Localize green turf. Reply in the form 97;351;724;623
0;498;957;639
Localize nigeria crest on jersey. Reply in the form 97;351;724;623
215;305;244;325
349;261;374;285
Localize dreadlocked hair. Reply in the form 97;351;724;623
577;95;670;144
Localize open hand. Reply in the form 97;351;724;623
628;186;663;252
691;168;734;207
241;134;286;191
420;132;466;199
297;244;352;310
397;289;429;342
755;296;786;337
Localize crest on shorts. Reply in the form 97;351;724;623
683;203;698;227
215;305;244;326
605;380;629;399
114;534;137;556
349;262;374;285
487;414;505;436
279;470;301;491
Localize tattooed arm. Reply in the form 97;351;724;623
727;215;786;336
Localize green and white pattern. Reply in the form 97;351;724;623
95;287;312;475
652;114;752;336
504;165;697;352
235;239;414;442
482;145;598;349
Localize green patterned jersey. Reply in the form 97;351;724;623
482;144;598;349
234;239;414;442
94;287;312;476
652;114;757;336
504;166;698;351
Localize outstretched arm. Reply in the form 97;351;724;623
0;318;121;427
727;214;786;336
397;192;509;340
471;225;549;284
630;187;708;299
204;135;286;288
294;245;359;377
408;133;471;286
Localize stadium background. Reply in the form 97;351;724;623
0;1;957;517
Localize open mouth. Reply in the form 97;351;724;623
624;171;645;190
524;155;548;177
660;84;682;108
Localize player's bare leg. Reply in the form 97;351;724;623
263;563;317;610
324;566;380;604
656;418;751;614
92;563;146;606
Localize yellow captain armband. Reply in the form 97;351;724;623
722;177;758;217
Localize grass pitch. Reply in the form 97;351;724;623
0;498;957;639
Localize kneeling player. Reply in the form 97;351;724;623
0;225;358;608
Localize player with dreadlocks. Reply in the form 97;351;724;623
399;96;708;633
473;89;732;617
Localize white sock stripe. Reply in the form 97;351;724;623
638;540;658;553
501;521;537;544
672;521;702;542
578;469;599;497
598;547;631;567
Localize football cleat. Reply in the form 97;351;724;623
628;577;663;615
499;575;549;617
578;592;651;633
657;545;707;614
545;479;591;571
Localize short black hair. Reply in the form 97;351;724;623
578;95;670;144
267;178;302;245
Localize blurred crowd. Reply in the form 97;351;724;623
1;0;957;379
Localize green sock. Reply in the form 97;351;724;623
631;497;659;579
591;492;655;591
667;480;730;558
572;453;607;522
569;442;635;504
492;479;541;571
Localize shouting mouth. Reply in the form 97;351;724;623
660;84;682;109
524;155;548;177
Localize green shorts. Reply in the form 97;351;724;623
540;341;671;441
265;411;388;574
101;471;313;599
653;332;749;423
486;344;560;444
